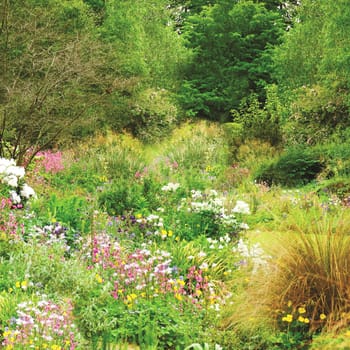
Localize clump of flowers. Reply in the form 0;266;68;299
27;221;81;253
35;150;65;174
2;297;80;349
161;182;180;192
278;301;328;334
0;157;36;207
82;233;221;309
177;189;250;239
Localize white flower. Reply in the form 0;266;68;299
240;223;250;230
199;262;209;270
0;157;15;172
3;174;18;187
20;184;36;199
232;200;250;214
9;190;21;204
6;165;25;178
161;182;180;191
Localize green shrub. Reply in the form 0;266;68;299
317;178;350;204
255;147;324;187
315;142;350;178
231;93;282;147
126;88;178;143
98;176;161;215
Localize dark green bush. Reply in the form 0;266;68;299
255;148;324;187
98;177;161;215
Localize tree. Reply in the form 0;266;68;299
272;0;350;144
0;0;114;165
178;0;283;121
97;0;189;141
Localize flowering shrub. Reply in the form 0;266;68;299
0;157;36;207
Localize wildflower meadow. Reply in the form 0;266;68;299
1;123;350;349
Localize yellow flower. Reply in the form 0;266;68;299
168;230;173;237
303;317;310;324
136;213;142;219
3;330;11;337
287;300;292;307
51;345;61;350
298;316;305;323
95;274;103;283
320;313;327;320
21;280;28;289
345;330;350;337
177;279;185;287
175;293;183;301
175;236;180;242
15;281;21;288
298;307;306;314
282;314;293;323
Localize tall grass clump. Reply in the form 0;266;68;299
269;214;350;329
218;203;350;348
163;121;229;171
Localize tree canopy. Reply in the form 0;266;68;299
1;0;350;160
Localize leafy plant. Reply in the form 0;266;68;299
255;147;324;187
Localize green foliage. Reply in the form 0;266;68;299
0;0;110;163
272;0;350;144
75;292;203;349
98;177;161;216
255;147;324;187
179;0;283;120
231;91;282;146
126;89;178;143
46;193;91;233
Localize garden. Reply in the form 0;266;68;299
1;122;350;349
2;1;350;348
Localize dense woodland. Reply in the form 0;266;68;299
1;1;350;349
1;0;350;157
